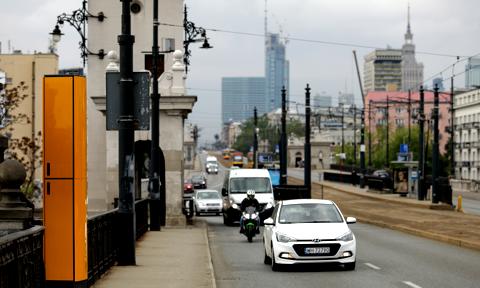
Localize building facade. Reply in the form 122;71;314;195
453;88;480;180
338;92;354;107
265;33;289;111
465;57;480;89
0;52;58;184
221;77;266;123
365;91;451;154
364;49;403;93
313;92;332;108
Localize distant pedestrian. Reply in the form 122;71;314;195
351;169;357;186
318;151;324;169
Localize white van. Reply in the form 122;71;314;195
205;156;219;174
221;168;275;225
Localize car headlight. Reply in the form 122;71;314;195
232;203;239;210
276;233;296;243
265;202;273;209
337;231;354;242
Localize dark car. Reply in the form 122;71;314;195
191;175;207;189
184;179;194;194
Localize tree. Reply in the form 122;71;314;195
0;82;41;199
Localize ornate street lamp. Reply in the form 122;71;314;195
50;0;106;66
183;5;212;73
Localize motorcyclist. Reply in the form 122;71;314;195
239;189;261;234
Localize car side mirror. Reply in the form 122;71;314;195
263;218;274;226
221;188;227;196
346;217;356;224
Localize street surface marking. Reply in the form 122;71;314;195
403;281;423;288
364;262;381;270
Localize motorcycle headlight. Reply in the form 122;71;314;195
265;202;273;210
243;213;251;219
337;231;354;242
276;233;296;243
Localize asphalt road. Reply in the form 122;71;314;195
288;168;480;216
198;156;480;288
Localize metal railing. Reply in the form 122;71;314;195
0;226;45;288
87;198;149;287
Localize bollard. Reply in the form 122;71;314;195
457;195;463;212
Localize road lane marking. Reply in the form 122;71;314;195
364;262;381;270
403;281;423;288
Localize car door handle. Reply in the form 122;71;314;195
46;182;51;195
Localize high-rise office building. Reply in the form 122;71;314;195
401;5;424;91
433;77;445;91
338;92;355;107
222;77;266;123
313;92;332;108
364;48;403;93
265;33;289;111
465;57;480;89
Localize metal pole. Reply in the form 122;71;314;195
341;106;345;154
352;50;366;184
386;95;389;168
149;0;161;231
408;89;411;148
353;105;357;167
253;107;258;169
118;0;136;265
432;85;440;203
280;86;287;185
368;100;372;167
450;77;455;177
305;84;312;198
418;86;425;200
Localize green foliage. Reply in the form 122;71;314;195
232;116;304;154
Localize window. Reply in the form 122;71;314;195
163;38;175;52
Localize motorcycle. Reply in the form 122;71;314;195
241;206;260;243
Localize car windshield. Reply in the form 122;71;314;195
207;161;217;166
192;176;204;182
230;177;271;193
197;191;220;200
278;203;343;224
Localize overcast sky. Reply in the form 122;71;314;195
1;0;479;143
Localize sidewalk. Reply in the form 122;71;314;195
92;221;215;288
288;177;480;251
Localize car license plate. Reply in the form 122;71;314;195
304;247;330;255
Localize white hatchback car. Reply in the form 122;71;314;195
263;199;357;271
193;190;223;216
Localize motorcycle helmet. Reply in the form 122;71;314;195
246;189;255;199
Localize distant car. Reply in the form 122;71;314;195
263;199;357;271
206;163;219;174
372;170;390;178
184;179;194;194
193;190;222;216
191;175;207;189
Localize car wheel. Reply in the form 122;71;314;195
271;244;280;271
263;246;271;265
344;261;356;271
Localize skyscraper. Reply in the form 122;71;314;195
465;56;480;89
313;92;332;108
364;48;403;93
222;77;266;123
265;33;289;111
433;77;445;91
401;5;424;91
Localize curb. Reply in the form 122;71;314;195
201;220;217;288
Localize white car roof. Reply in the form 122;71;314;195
229;168;271;178
195;189;219;194
206;156;217;161
281;199;335;205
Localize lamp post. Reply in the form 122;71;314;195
280;86;287;185
50;0;106;66
253;107;258;169
183;5;212;73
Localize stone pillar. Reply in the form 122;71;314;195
0;159;34;234
158;51;196;226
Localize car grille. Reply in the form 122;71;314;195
206;203;220;207
292;243;341;257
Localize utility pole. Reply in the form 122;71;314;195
408;89;411;148
418;86;425;200
385;95;389;168
280;86;287;185
305;84;311;197
368;100;372;167
432;85;440;204
253;107;258;169
353;105;357;167
118;0;136;265
450;77;455;177
341;105;345;154
149;0;161;231
353;50;366;187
